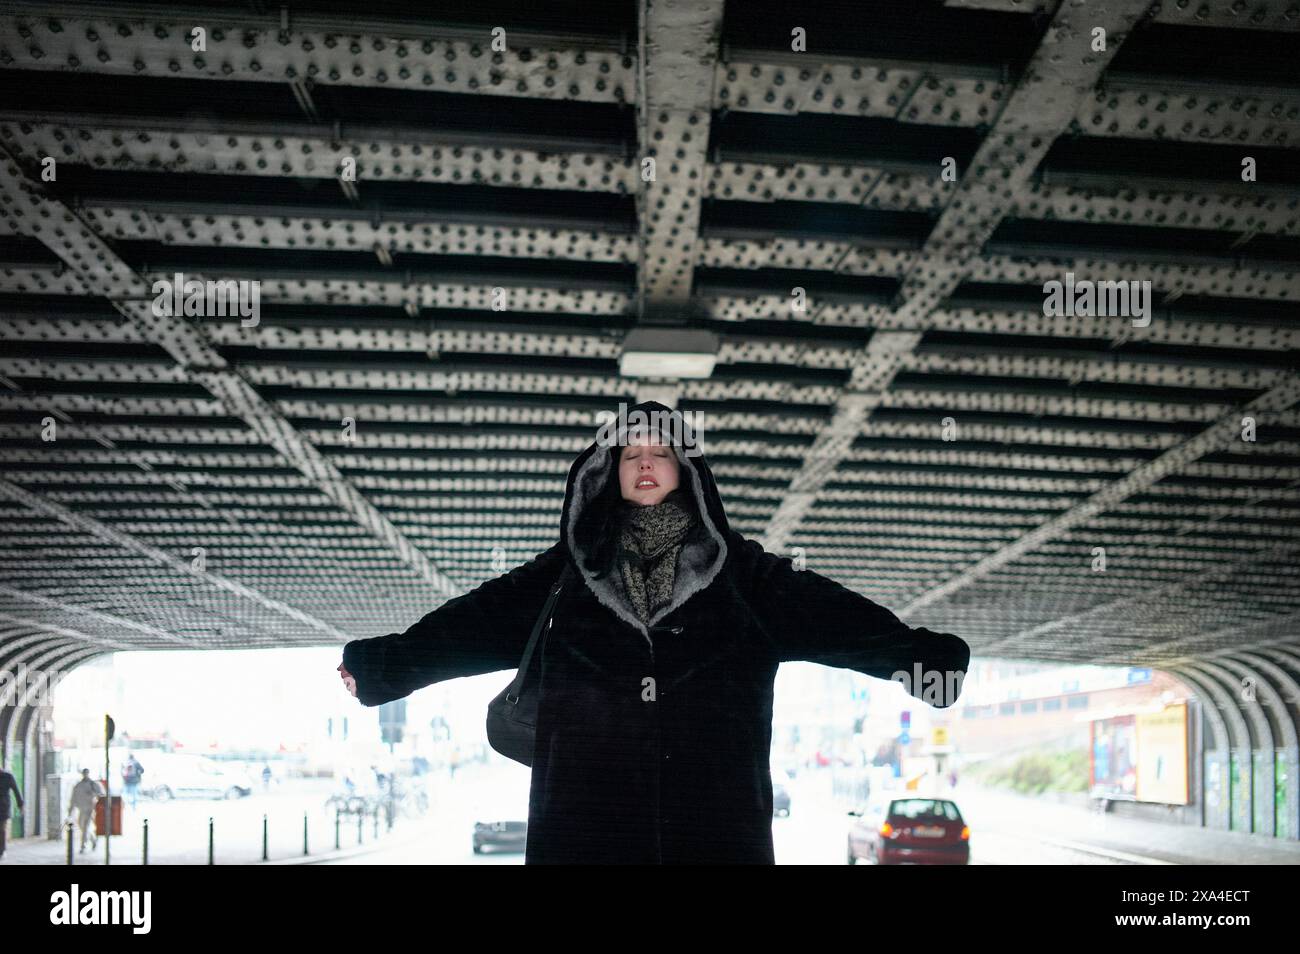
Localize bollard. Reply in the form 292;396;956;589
357;809;364;844
303;812;308;856
262;814;268;862
66;821;73;865
334;808;340;850
208;816;214;865
143;818;149;866
373;807;379;839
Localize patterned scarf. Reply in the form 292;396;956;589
614;486;698;624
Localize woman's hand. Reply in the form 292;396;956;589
337;662;357;698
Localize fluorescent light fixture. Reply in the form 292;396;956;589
619;327;719;379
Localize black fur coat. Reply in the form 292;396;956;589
343;400;970;863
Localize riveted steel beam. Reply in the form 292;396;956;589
946;0;1300;32
0;1;1298;671
0;478;350;640
0;142;460;598
761;0;1300;604
0;607;136;651
903;372;1300;613
635;0;725;308
990;537;1300;659
0;4;634;100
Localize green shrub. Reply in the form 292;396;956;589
965;747;1089;795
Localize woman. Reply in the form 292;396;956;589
338;399;970;864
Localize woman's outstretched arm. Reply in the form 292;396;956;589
734;536;970;708
342;542;567;707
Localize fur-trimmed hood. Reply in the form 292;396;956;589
560;400;731;641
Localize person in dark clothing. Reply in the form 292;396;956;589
121;754;143;809
339;400;971;864
0;761;24;859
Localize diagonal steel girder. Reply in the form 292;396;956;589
0;142;460;601
0;584;186;647
761;0;1157;553
0;479;352;641
902;372;1300;614
0;612;136;653
944;0;1300;33
983;538;1300;659
1128;608;1300;669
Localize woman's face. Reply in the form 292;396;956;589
618;432;681;505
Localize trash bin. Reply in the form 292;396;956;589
94;794;123;836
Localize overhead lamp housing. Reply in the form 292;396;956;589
618;327;719;379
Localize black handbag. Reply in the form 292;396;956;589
486;562;574;767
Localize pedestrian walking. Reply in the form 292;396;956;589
67;769;103;853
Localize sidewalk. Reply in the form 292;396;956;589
0;816;410;865
954;783;1300;865
1;767;475;866
0;798;429;866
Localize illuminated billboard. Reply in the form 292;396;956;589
1090;714;1136;799
1089;704;1188;805
1135;703;1189;805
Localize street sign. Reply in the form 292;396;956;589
380;699;406;745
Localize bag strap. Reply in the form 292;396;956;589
504;561;575;704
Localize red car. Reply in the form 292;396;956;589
847;797;970;865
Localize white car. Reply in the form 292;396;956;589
146;754;254;801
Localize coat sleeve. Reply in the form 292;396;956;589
342;542;567;708
735;537;971;708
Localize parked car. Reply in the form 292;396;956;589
147;754;254;801
473;819;528;854
469;783;530;854
847;797;970;865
